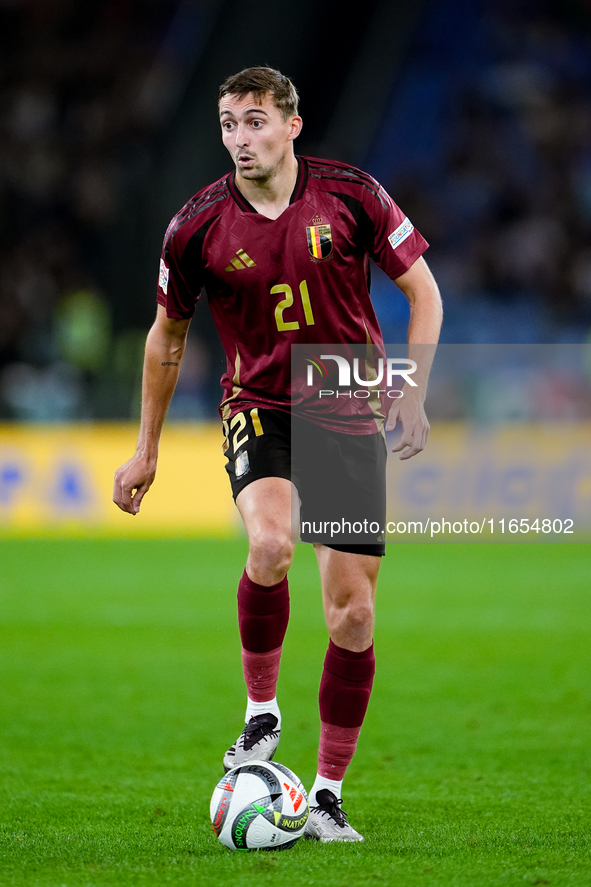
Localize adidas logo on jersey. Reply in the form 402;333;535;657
225;249;256;272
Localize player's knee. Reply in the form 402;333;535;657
341;599;374;634
248;529;294;577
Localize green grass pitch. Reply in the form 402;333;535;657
1;539;590;886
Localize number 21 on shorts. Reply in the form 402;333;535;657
222;407;264;455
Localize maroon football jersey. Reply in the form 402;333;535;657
156;156;428;425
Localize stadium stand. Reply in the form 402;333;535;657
1;0;590;421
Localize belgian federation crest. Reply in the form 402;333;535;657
306;224;332;260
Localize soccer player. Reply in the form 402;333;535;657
113;67;442;842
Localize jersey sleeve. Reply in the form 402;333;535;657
363;179;428;280
156;226;203;320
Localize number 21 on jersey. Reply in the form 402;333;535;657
272;280;314;332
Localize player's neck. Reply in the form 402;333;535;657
235;154;299;220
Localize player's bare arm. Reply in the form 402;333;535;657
386;256;443;459
113;305;190;514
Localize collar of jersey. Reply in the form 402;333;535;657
227;156;308;214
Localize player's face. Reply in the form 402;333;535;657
219;92;301;182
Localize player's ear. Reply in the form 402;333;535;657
288;115;303;141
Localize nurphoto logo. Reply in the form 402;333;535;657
305;354;417;399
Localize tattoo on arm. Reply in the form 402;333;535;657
161;361;179;366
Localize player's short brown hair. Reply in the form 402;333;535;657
218;66;299;120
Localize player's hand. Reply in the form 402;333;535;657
386;389;430;460
113;453;157;515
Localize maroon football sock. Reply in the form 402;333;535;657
237;571;289;701
318;639;375;780
241;646;282;703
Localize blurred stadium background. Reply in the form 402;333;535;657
1;0;591;536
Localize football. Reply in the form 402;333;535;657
210;760;309;851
